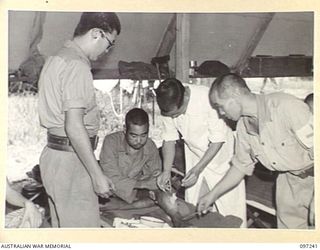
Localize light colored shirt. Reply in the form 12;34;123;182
99;132;162;203
38;40;100;137
160;84;234;174
232;93;313;176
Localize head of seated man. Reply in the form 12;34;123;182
124;108;149;153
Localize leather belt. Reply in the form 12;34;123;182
47;133;98;152
290;166;314;179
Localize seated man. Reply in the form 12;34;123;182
99;108;162;207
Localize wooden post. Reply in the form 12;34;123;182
233;13;275;74
155;14;177;57
176;13;190;83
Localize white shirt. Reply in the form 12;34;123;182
160;84;234;174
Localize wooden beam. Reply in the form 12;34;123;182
233;13;275;74
155;14;177;57
175;13;190;83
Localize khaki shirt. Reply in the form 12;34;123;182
99;132;162;203
38;40;100;137
232;93;313;176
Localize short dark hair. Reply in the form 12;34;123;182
155;78;185;113
125;108;149;128
73;12;121;37
209;73;250;100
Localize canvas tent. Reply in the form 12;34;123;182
9;11;313;83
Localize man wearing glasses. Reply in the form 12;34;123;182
38;12;121;227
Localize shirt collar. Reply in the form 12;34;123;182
63;40;91;66
243;94;272;135
256;94;272;125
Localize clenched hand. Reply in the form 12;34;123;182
92;174;115;199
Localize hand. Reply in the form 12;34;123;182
181;166;201;188
92;174;115;199
157;171;171;192
20;201;43;228
197;191;215;215
309;195;315;227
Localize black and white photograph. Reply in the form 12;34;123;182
3;0;318;244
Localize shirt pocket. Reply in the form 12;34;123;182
274;135;305;164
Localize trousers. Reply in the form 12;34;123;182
276;172;314;229
39;146;100;227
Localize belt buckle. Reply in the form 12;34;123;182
297;171;308;179
294;168;313;179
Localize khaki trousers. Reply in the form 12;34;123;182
39;147;100;227
276;172;314;229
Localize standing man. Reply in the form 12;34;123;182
38;12;121;227
155;78;246;225
99;108;161;205
199;73;314;229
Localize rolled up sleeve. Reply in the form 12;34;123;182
61;60;93;112
160;116;179;142
231;120;256;176
281;100;313;150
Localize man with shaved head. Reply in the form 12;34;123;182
198;73;314;229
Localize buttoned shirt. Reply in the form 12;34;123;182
38;40;100;137
99;132;162;203
232;93;313;176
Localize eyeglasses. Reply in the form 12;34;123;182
99;30;115;50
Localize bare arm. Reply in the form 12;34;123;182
157;140;176;191
65;108;114;197
182;142;223;187
197;166;245;214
